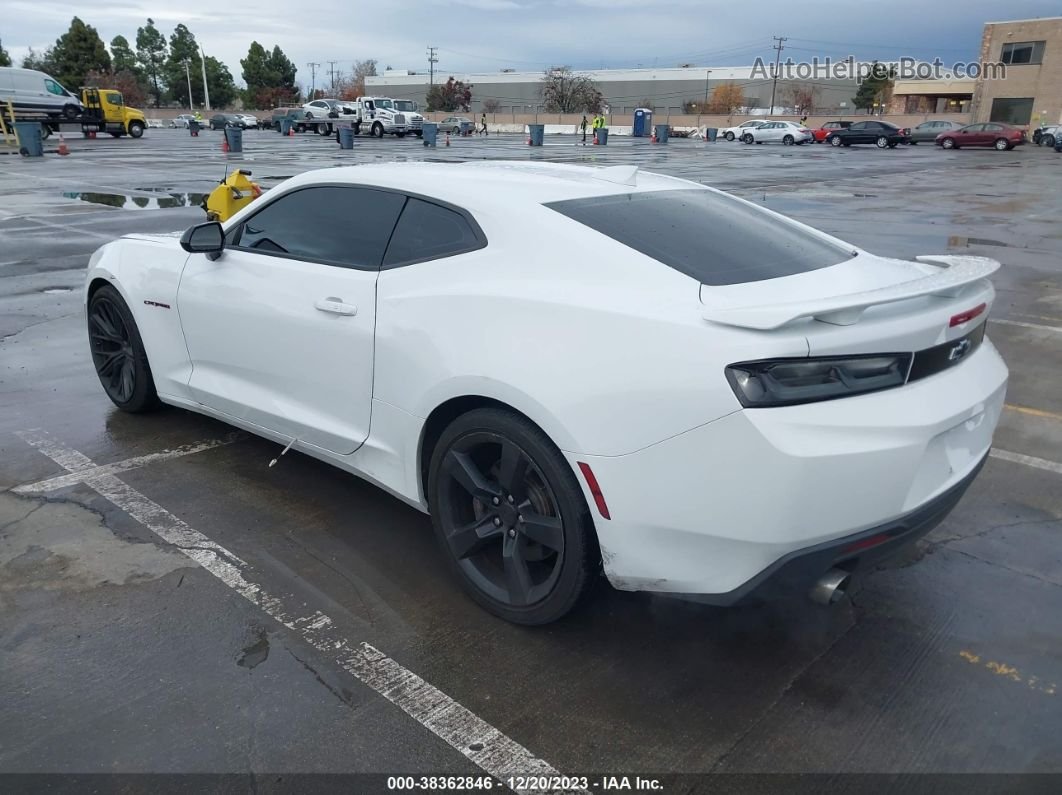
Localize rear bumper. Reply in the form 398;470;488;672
678;452;986;606
570;339;1007;598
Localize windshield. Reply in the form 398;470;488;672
546;189;854;286
375;99;394;110
395;101;415;111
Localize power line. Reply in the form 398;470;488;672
307;62;320;98
769;36;787;114
427;46;438;86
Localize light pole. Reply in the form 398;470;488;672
183;59;194;112
704;69;711;109
200;44;211;110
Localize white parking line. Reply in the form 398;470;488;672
990;449;1062;476
991;318;1062;334
14;437;236;494
14;428;573;791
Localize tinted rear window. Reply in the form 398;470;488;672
546;189;854;285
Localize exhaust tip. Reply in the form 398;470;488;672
809;568;851;606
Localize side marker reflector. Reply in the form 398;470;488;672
577;462;611;520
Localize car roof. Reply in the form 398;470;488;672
277;162;698;210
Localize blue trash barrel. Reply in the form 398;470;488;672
595;127;609;145
458;120;471;136
224;126;243;153
422;122;438;147
189;120;200;136
705;127;718;142
280;118;293;135
654;124;669;144
14;122;44;157
338;126;355;149
528;124;545;146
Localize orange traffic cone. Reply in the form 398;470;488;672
445;132;450;147
57;133;70;156
222;135;229;153
287;126;294;137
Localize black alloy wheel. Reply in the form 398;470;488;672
428;409;598;624
88;285;160;412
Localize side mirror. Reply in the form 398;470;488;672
180;221;224;258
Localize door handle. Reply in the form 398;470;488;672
314;298;357;316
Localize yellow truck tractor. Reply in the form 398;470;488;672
81;88;147;138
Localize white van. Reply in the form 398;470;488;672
0;67;83;119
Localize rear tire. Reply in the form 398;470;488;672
1042;134;1055;148
782;134;794;145
876;136;889;148
741;133;753;144
427;408;599;625
88;285;161;413
725;131;735;141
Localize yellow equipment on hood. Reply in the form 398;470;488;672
203;169;263;222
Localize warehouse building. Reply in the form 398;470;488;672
367;66;861;117
971;16;1062;126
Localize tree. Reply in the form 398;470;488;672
84;68;147;106
425;76;472;112
540;67;602;113
204;56;238;108
163;24;201;107
0;38;12;68
135;19;167;107
49;17;111;90
853;61;896;114
22;48;51;71
109;35;138;74
781;82;819;115
483;98;501;113
706;82;745;114
241;41;298;108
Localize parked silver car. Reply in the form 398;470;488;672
908;120;963;144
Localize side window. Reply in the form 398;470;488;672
849;122;866;130
45;79;65;96
383;198;485;268
232;186;406;269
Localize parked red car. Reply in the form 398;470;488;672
936;123;1026;151
812;120;851;142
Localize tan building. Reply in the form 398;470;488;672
889;78;975;115
971;16;1062;126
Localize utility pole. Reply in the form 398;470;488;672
199;44;211;111
307;62;320;99
327;61;338;95
703;69;712;110
183;59;193;112
427;46;438;86
768;36;787;115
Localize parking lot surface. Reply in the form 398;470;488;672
2;129;1062;787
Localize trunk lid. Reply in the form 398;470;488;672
700;254;998;356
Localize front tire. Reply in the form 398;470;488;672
372;122;384;138
62;104;80;120
941;137;956;149
88;285;160;413
1044;134;1057;148
829;135;842;147
128;121;144;138
724;131;735;141
994;138;1010;151
741;133;753;144
427;408;599;625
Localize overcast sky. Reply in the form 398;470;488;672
3;1;1060;87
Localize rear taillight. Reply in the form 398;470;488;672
725;354;912;408
949;303;986;327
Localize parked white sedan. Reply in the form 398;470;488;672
719;119;770;141
85;162;1007;624
742;120;813;145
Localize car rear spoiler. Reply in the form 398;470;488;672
701;255;1000;330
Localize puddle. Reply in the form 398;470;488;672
63;191;208;210
236;630;270;670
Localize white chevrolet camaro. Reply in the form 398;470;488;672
85;162;1008;624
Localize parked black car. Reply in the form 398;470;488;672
826;120;911;148
208;113;246;130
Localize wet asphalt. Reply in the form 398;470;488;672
2;128;1061;788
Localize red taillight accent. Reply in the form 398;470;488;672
949;302;987;327
843;533;891;554
577;462;610;520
